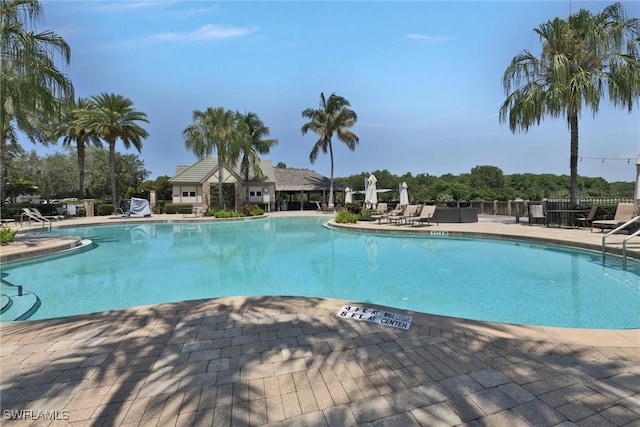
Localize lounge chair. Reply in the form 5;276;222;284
373;204;402;224
32;207;64;220
407;205;438;227
387;204;419;225
315;202;333;213
591;203;635;232
528;205;546;226
21;208;51;225
371;203;387;215
575;205;598;229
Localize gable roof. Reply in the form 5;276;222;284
170;157;275;184
273;168;345;192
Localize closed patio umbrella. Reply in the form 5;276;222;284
399;182;409;206
345;187;352;204
364;175;378;209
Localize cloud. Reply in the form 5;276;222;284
149;24;258;43
97;1;178;11
405;34;455;43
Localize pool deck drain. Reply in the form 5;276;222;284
1;212;639;426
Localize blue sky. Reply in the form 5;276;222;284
36;0;640;183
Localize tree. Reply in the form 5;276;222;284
77;93;149;211
500;2;640;205
301;92;359;208
238;112;278;203
55;97;102;199
183;107;243;210
0;0;74;201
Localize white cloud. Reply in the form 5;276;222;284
405;34;455;43
97;1;178;11
150;24;258;43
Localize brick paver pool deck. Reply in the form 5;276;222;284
1;213;638;426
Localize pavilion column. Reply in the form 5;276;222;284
300;190;304;211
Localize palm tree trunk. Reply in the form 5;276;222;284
244;158;250;204
328;139;335;208
0;133;7;203
568;110;579;206
77;142;85;199
109;140;117;214
218;160;224;210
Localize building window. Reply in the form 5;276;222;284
182;191;189;197
190;191;196;197
250;191;255;197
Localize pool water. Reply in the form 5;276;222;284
2;217;639;328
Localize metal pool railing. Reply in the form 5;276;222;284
601;215;640;266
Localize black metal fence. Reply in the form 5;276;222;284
471;198;634;217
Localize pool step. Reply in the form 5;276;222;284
0;281;41;321
0;293;41;321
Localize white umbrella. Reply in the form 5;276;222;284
364;175;378;209
345;187;352;204
399;182;409;206
634;154;640;215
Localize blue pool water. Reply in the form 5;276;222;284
1;217;639;328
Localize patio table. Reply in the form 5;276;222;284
545;209;589;228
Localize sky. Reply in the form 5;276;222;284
32;0;640;184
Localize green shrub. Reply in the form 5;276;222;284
1;228;18;244
335;210;359;223
0;205;24;219
96;204;114;216
163;203;193;214
241;204;264;217
344;203;362;215
210;209;240;218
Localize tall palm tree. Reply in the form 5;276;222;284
238;112;278;203
0;0;73;200
55;97;102;199
78;93;149;212
301;92;359;208
500;2;640;205
183;107;243;210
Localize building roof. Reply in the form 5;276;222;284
170;159;341;193
273;168;345;192
170;157;275;184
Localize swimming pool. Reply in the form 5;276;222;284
2;217;639;328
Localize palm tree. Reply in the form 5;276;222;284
0;0;74;200
78;93;149;212
301;92;359;208
55;97;102;199
238;112;278;203
500;2;640;205
183;107;243;210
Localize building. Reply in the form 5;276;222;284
169;157;344;211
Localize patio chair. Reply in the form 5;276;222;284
591;203;635;232
407;205;438;227
373;204;403;224
528;204;546;226
387;204;419;225
575;205;598;229
32;207;63;220
21;208;50;225
371;203;387;215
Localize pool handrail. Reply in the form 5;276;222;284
622;226;640;267
601;215;640;258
